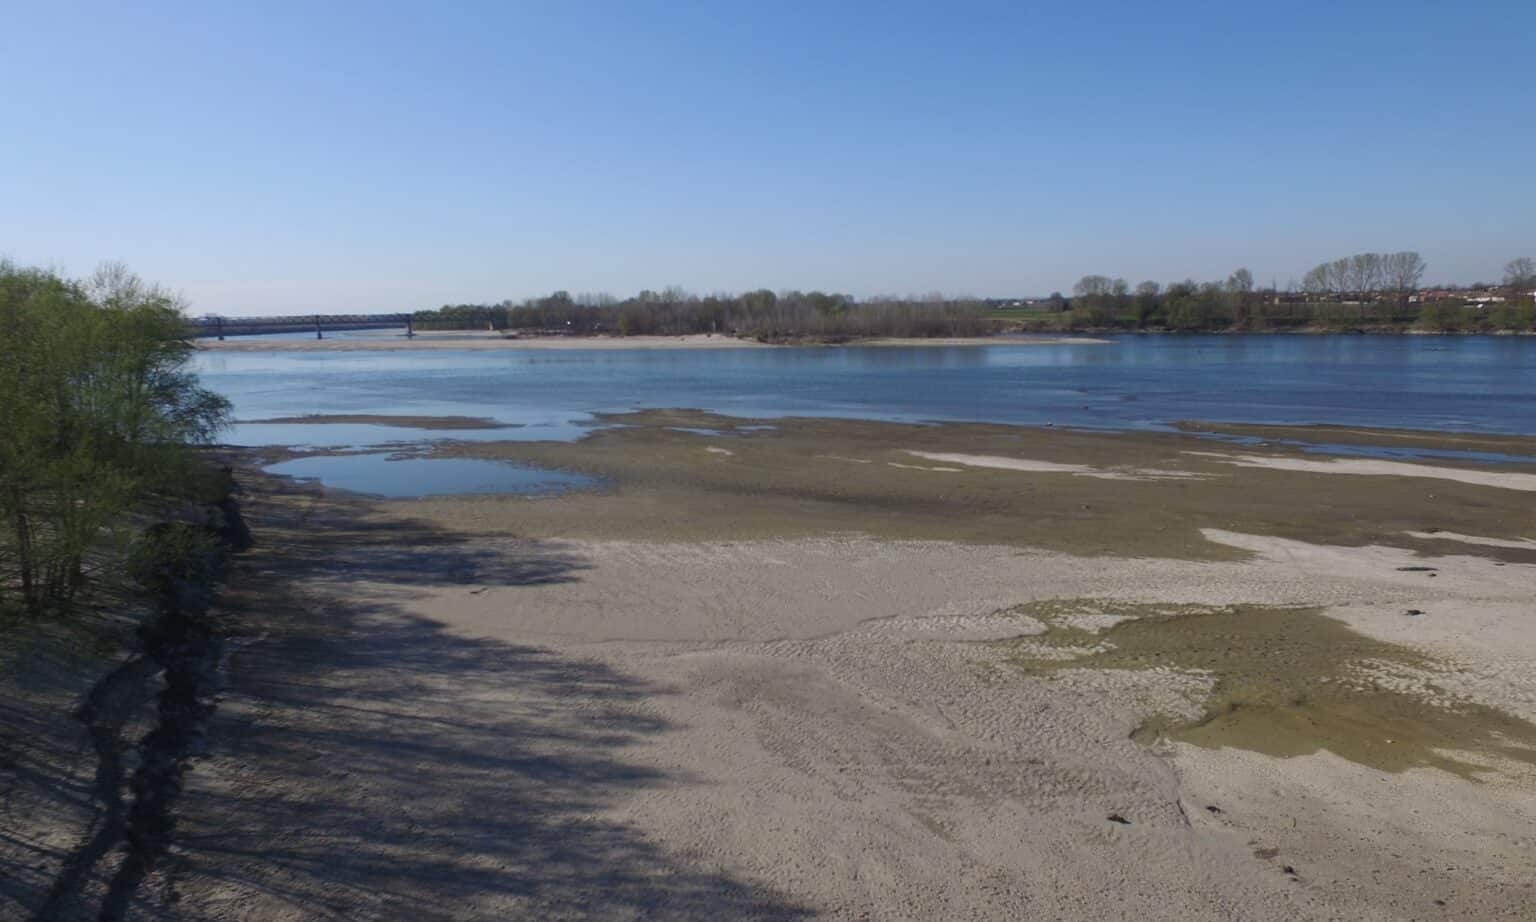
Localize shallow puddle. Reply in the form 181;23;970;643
1002;600;1536;778
265;453;599;498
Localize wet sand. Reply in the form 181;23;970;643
1175;421;1536;458
15;415;1531;919
424;411;1536;562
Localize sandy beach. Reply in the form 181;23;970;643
184;421;1536;917
194;332;1107;352
7;415;1534;919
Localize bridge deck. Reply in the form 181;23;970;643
188;314;414;339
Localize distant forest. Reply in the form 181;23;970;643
412;254;1536;338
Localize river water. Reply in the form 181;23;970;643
193;334;1536;495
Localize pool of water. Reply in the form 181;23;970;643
263;454;599;498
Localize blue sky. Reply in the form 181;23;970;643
3;1;1532;314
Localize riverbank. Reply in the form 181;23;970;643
43;415;1515;919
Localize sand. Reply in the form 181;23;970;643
426;412;1536;560
10;416;1536;919
904;450;1207;481
144;482;1536;920
1405;530;1536;550
903;450;1094;474
1186;451;1536;492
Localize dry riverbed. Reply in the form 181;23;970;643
9;415;1534;919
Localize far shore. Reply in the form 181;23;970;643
194;331;1110;351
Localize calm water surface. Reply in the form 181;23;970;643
194;335;1536;492
263;454;599;498
199;335;1536;436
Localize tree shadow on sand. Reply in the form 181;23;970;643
156;485;813;920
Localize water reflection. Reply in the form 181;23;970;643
264;454;599;498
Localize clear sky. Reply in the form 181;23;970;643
3;2;1532;315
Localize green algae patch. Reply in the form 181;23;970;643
1001;600;1536;779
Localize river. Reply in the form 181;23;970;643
193;334;1536;495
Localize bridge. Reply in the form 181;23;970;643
188;313;415;340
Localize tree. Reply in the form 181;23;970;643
0;262;229;616
1132;282;1162;327
1304;251;1423;302
1325;258;1351;294
1505;257;1536;292
1223;268;1255;326
1383;251;1426;296
1347;253;1384;294
1302;265;1330;295
1073;275;1115;298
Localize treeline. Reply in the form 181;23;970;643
415;289;991;341
1301;252;1426;296
1041;253;1536;333
414;256;1536;339
0;262;230;616
1060;270;1271;331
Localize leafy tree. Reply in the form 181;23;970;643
0;262;229;616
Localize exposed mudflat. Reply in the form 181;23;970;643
1176;420;1536;458
424;410;1536;563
